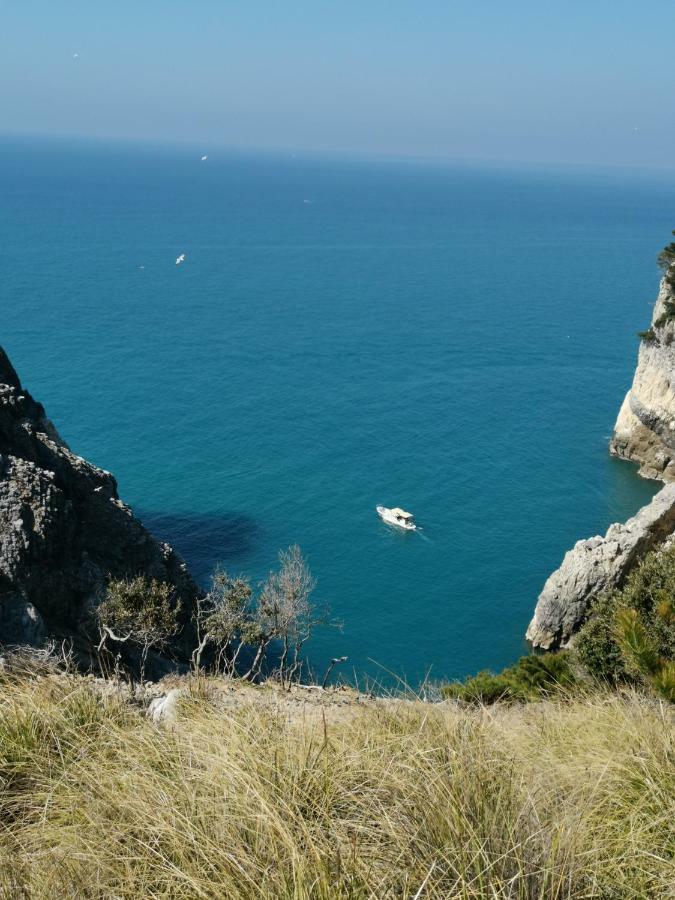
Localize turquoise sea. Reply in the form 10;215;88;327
3;136;674;684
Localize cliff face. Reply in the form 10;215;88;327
0;347;197;652
527;262;675;650
526;483;675;649
610;266;675;480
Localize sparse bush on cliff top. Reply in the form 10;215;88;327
96;546;327;687
191;569;253;674
0;672;672;898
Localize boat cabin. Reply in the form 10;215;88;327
390;508;414;523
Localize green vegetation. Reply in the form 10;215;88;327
636;231;675;340
575;544;675;700
441;651;577;703
96;576;181;682
657;229;675;271
97;546;329;686
191;569;253;674
0;668;672;898
653;296;675;329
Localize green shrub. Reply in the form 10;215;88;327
653;298;675;329
574;545;675;700
96;576;182;681
574;592;629;683
657;230;675;270
637;327;657;343
442;669;513;703
441;651;577;704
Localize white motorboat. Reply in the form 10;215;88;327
376;505;417;531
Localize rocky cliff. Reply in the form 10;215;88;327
0;346;197;654
610;264;675;480
526;483;675;649
527;258;675;649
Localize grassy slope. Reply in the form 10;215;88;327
0;673;672;898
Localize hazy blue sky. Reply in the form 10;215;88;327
1;1;674;166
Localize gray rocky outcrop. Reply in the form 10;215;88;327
526;483;675;649
0;346;198;656
610;265;675;480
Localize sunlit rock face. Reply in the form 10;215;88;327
527;267;675;650
610;267;675;481
526;483;675;649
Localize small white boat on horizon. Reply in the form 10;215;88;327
376;505;417;531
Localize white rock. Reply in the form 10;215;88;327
526;483;675;649
148;688;184;724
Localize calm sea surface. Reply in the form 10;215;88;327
3;136;674;684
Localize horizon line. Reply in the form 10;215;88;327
2;128;675;178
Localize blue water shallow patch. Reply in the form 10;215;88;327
2;136;671;683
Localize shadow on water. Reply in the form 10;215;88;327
137;509;261;586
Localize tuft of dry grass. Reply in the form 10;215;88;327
0;672;672;898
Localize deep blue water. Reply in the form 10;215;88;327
2;136;674;684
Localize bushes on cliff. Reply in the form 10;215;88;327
637;327;657;343
190;545;328;685
96;576;182;681
94;546;328;686
572;592;628;682
654;297;675;329
191;570;253;674
657;229;675;271
441;650;577;703
575;544;675;700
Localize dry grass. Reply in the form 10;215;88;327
0;673;672;898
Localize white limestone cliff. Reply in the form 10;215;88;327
610;265;675;480
526;483;675;649
527;259;675;649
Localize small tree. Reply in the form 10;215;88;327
191;571;252;674
257;545;323;687
96;576;181;682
